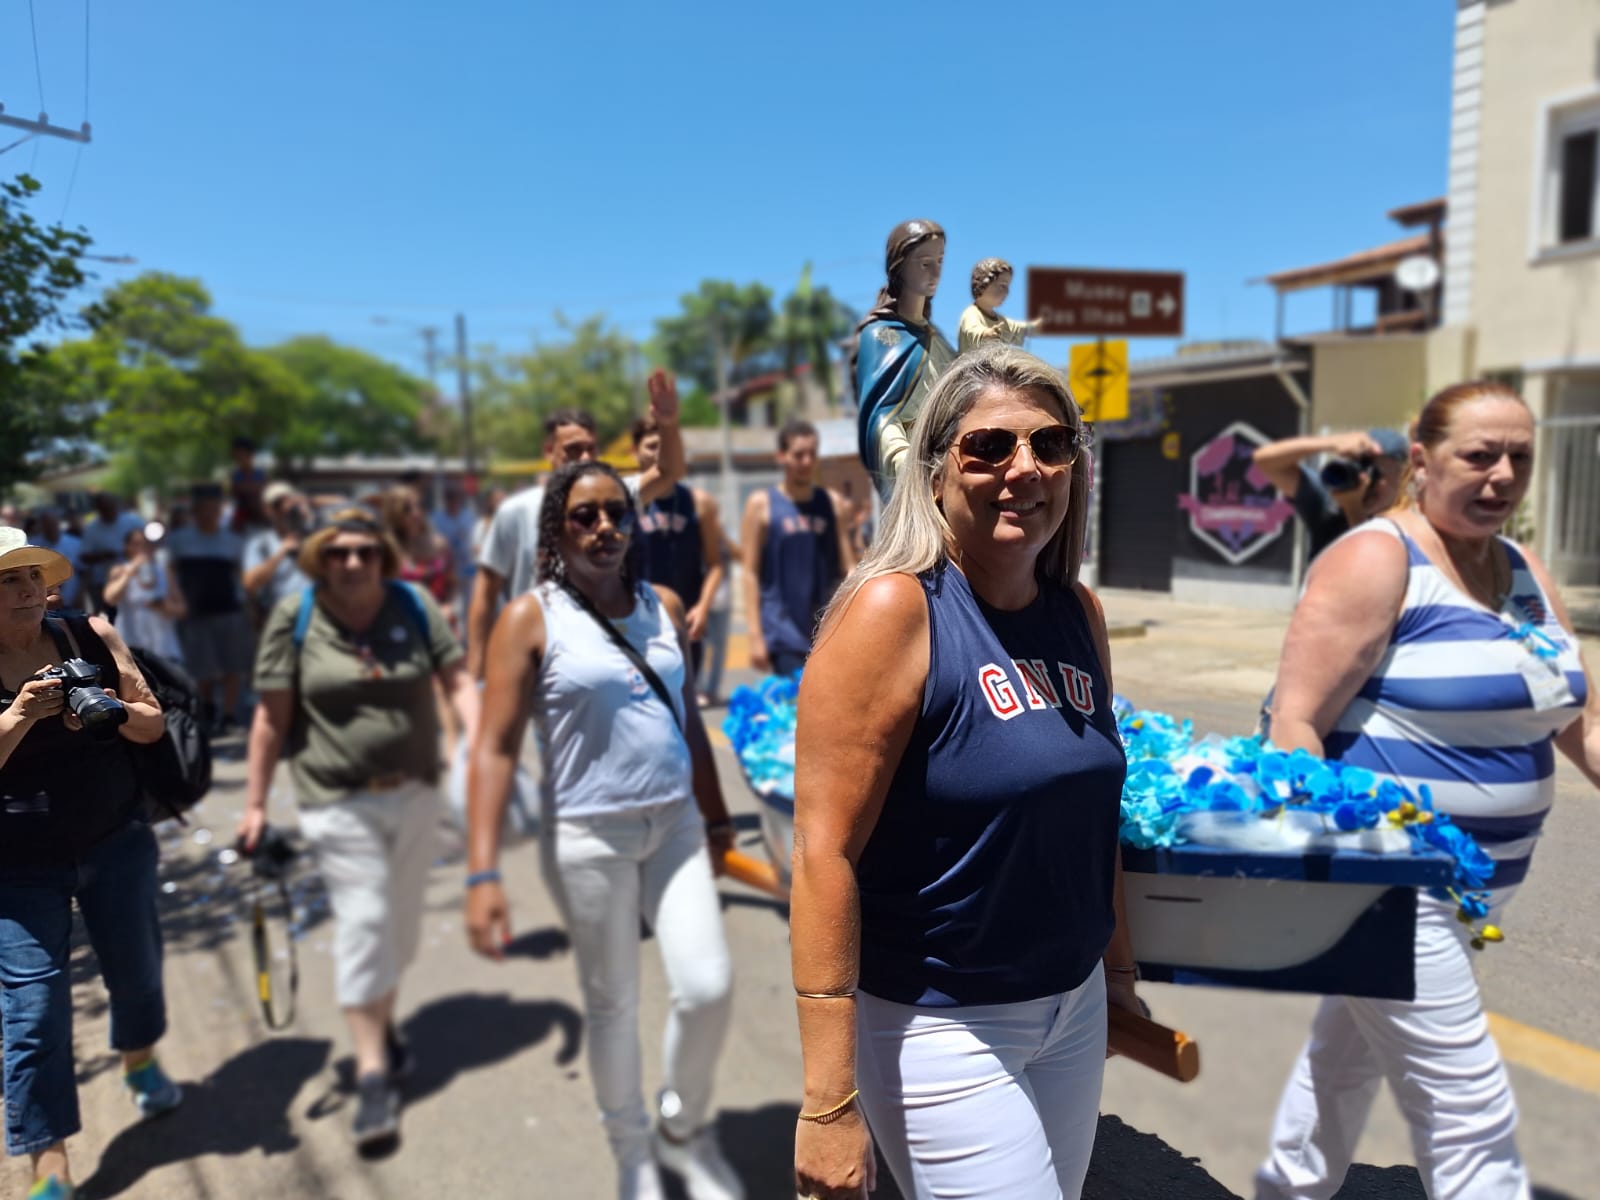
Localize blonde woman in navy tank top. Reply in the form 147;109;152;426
1256;382;1598;1200
791;345;1139;1200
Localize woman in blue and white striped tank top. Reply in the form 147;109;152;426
1257;382;1599;1200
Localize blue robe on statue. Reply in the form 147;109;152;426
855;315;932;488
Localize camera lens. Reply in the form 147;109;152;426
1320;459;1362;492
71;688;129;739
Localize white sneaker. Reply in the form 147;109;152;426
618;1159;666;1200
653;1126;745;1200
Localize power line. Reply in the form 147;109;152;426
82;0;91;122
0;132;35;156
59;142;83;222
27;0;46;111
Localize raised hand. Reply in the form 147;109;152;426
647;368;680;425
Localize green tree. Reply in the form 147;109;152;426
651;280;775;396
474;315;642;460
263;336;433;471
75;273;308;489
774;263;857;412
0;175;96;493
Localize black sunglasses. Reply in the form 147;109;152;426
566;500;636;533
322;544;380;565
953;424;1087;469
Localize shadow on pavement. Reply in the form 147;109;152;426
504;925;571;961
683;1107;1237;1200
717;890;789;921
1084;1114;1236;1199
307;990;585;1142
76;1037;331;1200
1330;1165;1578;1199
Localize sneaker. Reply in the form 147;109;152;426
27;1178;74;1200
618;1160;666;1200
124;1057;183;1118
385;1024;414;1082
653;1125;745;1200
351;1071;400;1148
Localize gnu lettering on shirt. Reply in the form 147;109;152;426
778;515;829;536
978;659;1096;720
638;511;691;535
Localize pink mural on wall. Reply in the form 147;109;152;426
1176;422;1295;565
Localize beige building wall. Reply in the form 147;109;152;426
1308;335;1429;435
1464;0;1600;377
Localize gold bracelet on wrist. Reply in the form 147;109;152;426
798;1088;859;1124
795;989;856;1000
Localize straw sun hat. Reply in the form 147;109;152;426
0;526;74;589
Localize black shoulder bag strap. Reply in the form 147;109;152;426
560;582;684;735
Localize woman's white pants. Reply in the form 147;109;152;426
542;798;733;1169
1254;894;1529;1200
856;964;1108;1200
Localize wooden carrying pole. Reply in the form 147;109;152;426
1109;1005;1200;1083
721;848;785;897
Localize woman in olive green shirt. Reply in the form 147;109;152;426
240;509;478;1149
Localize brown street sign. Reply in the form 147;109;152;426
1027;267;1185;337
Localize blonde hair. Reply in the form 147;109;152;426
1396;379;1528;509
820;343;1088;635
379;484;424;543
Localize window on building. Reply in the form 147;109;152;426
1538;93;1600;254
1559;128;1597;244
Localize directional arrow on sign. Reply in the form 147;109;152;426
1158;293;1177;318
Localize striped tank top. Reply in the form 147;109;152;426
1323;519;1588;887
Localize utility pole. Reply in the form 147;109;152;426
456;313;476;479
0;107;90;144
373;316;445;502
713;322;735;524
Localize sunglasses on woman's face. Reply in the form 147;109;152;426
322;544;381;565
953;424;1087;470
566;500;636;533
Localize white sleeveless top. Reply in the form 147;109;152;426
532;582;691;818
113;559;184;664
1325;519;1587;886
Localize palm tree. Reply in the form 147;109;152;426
775;263;858;417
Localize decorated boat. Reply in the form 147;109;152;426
723;677;1497;1001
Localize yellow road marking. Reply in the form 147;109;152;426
1489;1012;1600;1096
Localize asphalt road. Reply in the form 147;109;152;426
6;588;1596;1199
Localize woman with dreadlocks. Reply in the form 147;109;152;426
464;462;744;1200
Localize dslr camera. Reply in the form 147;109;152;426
36;658;128;739
1319;456;1377;494
237;825;299;881
284;502;312;539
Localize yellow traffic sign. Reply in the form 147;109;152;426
1069;339;1129;422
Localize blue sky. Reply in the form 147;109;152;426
3;0;1454;380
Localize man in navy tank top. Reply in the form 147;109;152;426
630;416;725;680
739;419;857;675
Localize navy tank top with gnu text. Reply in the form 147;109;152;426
758;486;840;657
855;565;1127;1007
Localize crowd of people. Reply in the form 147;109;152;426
1;336;1596;1200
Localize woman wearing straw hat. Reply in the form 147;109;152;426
0;526;182;1200
240;509;478;1151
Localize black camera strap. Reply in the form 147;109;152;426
250;869;299;1031
43;615;81;660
